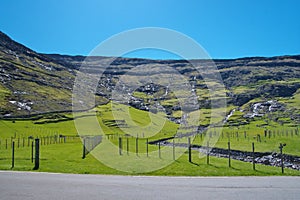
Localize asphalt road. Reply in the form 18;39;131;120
0;171;300;200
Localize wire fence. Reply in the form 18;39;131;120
82;135;102;159
0;135;80;150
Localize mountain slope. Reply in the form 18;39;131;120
0;31;76;116
0;31;300;123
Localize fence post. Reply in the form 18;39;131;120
82;138;86;159
127;137;129;155
207;141;209;165
31;141;34;163
252;142;255;170
188;137;191;163
33;138;40;170
228;141;231;167
264;130;267;138
279;143;285;174
158;142;161;159
146;138;149;157
11;141;15;169
173;139;175;160
118;137;122;155
136;137;138;156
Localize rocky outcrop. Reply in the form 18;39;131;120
257;83;300;97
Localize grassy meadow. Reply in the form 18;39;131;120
0;101;299;176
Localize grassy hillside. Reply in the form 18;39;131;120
1;31;300;121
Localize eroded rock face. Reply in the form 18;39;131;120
232;93;260;106
258;84;299;97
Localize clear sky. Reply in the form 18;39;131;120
0;0;299;59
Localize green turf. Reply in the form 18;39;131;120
0;102;299;175
0;142;299;176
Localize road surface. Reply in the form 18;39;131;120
0;171;299;200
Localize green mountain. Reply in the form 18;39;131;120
0;31;299;125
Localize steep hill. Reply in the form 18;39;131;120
0;31;76;116
0;31;299;124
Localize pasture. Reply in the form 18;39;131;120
0;102;299;175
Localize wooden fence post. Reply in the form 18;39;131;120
82;138;86;159
11;141;15;169
118;137;122;155
228;141;231;167
173;139;175;160
31;141;34;163
136;137;138;156
206;141;209;165
188;137;191;163
252;142;255;170
146;138;149;157
33;138;40;170
158;142;161;159
127;137;129;155
264;130;267;138
279;143;285;174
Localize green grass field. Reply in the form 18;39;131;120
0;141;299;176
0;102;299;176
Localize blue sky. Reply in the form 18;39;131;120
0;0;299;59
